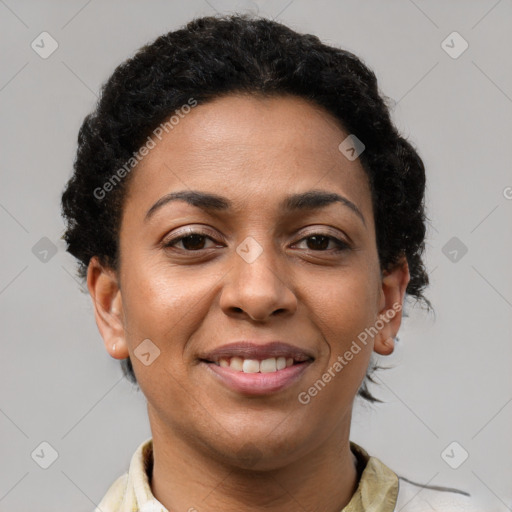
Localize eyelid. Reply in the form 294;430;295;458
162;225;351;253
296;225;351;245
293;232;350;251
161;225;224;245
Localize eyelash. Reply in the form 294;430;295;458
162;230;350;253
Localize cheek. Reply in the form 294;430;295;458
122;260;196;336
118;262;189;382
305;270;377;386
120;268;204;423
310;267;379;339
293;276;375;442
120;261;222;378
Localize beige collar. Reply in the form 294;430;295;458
95;437;399;512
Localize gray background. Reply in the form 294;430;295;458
1;0;511;510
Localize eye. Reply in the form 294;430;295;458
162;230;221;251
162;229;350;253
293;233;349;252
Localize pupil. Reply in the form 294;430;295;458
308;235;328;250
180;235;331;251
183;235;205;250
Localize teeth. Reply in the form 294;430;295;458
242;359;260;373
260;358;277;373
217;356;297;373
276;357;287;370
230;356;243;371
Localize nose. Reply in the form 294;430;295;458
219;238;297;322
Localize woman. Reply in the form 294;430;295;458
61;14;482;512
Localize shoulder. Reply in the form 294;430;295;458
395;476;483;512
93;473;129;512
92;437;154;511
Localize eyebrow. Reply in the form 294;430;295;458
144;189;366;227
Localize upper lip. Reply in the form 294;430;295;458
199;341;315;363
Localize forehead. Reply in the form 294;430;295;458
125;93;373;222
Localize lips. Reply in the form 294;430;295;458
199;341;315;364
198;341;315;396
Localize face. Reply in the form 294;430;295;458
89;93;409;470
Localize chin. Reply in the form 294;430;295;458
206;426;311;471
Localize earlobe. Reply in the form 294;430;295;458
87;257;129;359
374;255;410;356
375;335;395;356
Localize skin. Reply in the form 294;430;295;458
88;93;410;512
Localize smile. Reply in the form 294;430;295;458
201;357;313;396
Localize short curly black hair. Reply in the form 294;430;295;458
61;13;432;403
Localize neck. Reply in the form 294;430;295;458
149;415;359;512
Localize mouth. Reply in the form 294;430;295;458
202;355;310;373
198;341;315;396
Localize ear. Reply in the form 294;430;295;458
87;256;129;359
374;255;410;356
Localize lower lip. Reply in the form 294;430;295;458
202;360;312;396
